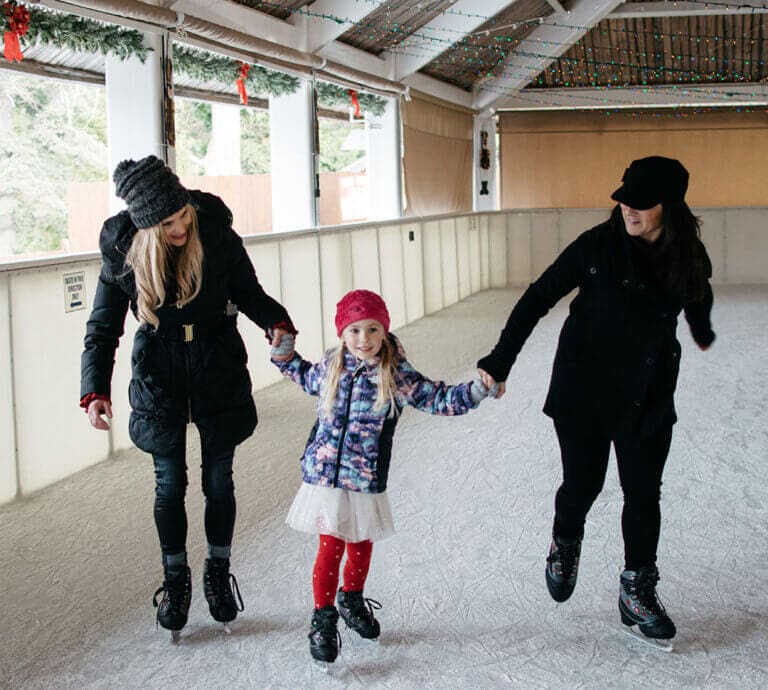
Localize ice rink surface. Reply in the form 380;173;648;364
2;286;766;689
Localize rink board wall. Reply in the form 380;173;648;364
0;206;765;504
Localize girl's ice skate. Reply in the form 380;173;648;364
619;567;675;652
203;557;244;633
309;606;342;671
336;589;381;640
152;566;192;643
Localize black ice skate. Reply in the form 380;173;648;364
153;565;192;642
619;567;676;652
337;588;382;640
203;558;244;632
545;535;582;602
308;606;342;670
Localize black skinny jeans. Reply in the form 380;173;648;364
553;420;673;571
152;441;236;562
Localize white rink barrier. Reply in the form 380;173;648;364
0;207;765;504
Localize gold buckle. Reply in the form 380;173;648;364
183;324;194;342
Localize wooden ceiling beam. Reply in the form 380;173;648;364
473;0;624;111
544;0;566;13
494;83;768;109
388;0;522;81
609;1;768;19
305;0;380;53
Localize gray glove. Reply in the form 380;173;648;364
470;378;500;404
270;332;295;358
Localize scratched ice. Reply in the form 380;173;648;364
1;286;766;689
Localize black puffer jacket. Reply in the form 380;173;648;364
478;219;715;438
81;190;293;456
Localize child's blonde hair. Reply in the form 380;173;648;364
125;203;203;328
322;336;400;417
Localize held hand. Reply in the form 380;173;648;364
270;329;295;362
87;399;112;430
478;368;506;399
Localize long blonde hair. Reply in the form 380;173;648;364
124;203;203;328
322;336;400;417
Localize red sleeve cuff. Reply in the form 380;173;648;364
80;393;110;411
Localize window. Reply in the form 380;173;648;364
0;72;108;258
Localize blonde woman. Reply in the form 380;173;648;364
271;289;494;667
80;155;295;640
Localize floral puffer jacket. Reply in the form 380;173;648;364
275;334;479;493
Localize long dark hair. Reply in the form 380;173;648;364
610;203;709;302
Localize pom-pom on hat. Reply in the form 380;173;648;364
113;155;191;230
335;290;390;337
610;156;689;211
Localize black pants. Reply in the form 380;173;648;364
553;420;673;571
152;440;236;562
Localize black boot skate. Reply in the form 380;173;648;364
308;606;341;669
153;565;192;642
336;588;382;640
545;535;582;602
203;558;244;631
619;567;676;651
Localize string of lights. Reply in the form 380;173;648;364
384;40;765;84
244;0;768;48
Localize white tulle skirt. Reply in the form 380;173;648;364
286;483;396;543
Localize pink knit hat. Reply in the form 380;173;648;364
335;290;390;337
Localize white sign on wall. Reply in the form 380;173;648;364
63;271;86;313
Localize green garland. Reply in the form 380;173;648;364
19;7;389;114
174;45;299;97
316;82;387;117
25;8;147;61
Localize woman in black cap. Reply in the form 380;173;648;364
477;156;715;646
80;155;296;639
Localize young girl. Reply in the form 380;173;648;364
271;289;493;665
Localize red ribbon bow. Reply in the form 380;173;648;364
348;89;361;118
236;62;250;106
3;1;30;63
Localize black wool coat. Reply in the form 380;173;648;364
477;219;715;438
81;190;293;457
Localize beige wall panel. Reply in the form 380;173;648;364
4;208;768;504
243;241;286;389
12;265;110;494
479;216;490;290
280;237;324;360
724;209;768;283
469;222;482;294
559;210;609;250
531;213;560;279
0;275;16;504
422;221;444;314
440;219;460;307
401;223;425;324
318;233;353;348
351;228;382;293
68;260;134;454
489;214;508;288
456;220;471;299
378;226;407;331
506;213;533;286
500;111;768;209
697;210;726;283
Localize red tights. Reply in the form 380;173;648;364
312;534;373;609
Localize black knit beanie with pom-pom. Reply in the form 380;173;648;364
112;155;191;229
